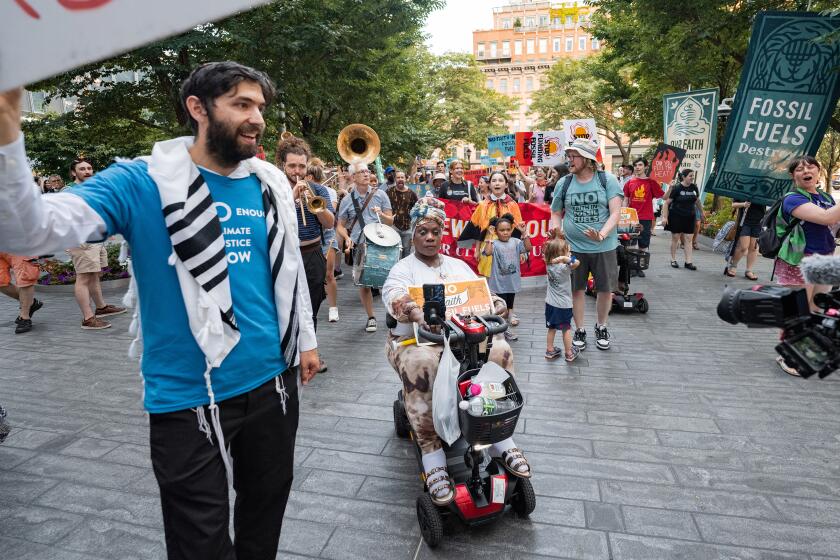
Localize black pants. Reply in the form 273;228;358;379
149;371;299;560
301;245;326;331
498;292;516;310
638;219;652;249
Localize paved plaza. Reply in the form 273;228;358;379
2;233;840;560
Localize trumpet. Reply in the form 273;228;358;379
295;175;327;227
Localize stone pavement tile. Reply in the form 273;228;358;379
511;432;593;458
302;448;416;481
0;504;83;545
531;473;601;501
770;495;840;525
127;471;161;495
621;505;700;540
4;408;93;434
673;466;840;500
0;536;110;560
741;452;840;479
715;417;840;440
657;430;806;455
609;533;808;560
333;416;396;438
524;419;658;445
0;470;60;504
592;441;745;469
380;438;415;460
525;495;585;527
56;437;122;459
13;453;147;490
444;517;609;560
0;445;36;468
284;489;418;535
517;404;587;423
56;517;166;560
34;481;162;528
276;517;335;557
527;452;675;484
320;526;418;560
296;427;389;454
584;501;624;531
587;410;721;433
600;480;780;519
300;399;391;422
298;468;366;498
98;442;151;469
416;539;520;560
1;428;64;450
78;421;149;446
356;475;419;504
694;513;840;556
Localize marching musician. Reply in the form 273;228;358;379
276;136;334;363
336;162;393;333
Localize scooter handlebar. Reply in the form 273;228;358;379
478;314;508;337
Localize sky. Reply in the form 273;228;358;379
423;0;496;55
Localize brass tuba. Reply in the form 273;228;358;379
337;124;380;165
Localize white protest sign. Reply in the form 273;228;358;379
561;118;598;147
0;1;270;90
532;130;566;166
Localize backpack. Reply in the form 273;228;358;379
713;221;737;255
555;171;608;212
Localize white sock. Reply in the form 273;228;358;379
421;449;449;495
491;437;516;456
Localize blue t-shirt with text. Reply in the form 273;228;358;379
782;191;836;255
550;172;623;253
68;161;286;414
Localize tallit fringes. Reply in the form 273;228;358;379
275;375;288;416
194;406;213;444
201;361;234;487
167;252;177;266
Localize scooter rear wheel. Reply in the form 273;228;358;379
511;478;536;517
636;298;649;314
393;400;411;438
417;494;444;547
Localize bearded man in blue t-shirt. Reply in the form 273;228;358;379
0;62;319;560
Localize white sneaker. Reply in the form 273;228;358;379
328;307;339;322
365;317;377;332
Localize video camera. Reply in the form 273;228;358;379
717;255;840;378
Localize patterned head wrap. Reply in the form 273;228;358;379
410;197;447;232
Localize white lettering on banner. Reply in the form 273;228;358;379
236;208;265;218
215;202;232;223
1;0;272;90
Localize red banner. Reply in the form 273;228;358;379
464;168;489;185
515;132;534;166
649;142;687;186
439;199;552;277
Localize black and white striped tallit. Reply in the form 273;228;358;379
144;136;316;486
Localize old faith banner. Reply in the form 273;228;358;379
663;88;718;197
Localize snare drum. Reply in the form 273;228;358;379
353;223;401;288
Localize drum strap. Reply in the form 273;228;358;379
349;190;375;245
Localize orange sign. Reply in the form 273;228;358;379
408;279;493;319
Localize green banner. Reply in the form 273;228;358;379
706;11;840;206
663;88;718;198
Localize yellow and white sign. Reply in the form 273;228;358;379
408;278;493;319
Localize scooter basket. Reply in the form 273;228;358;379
456;369;524;446
625;248;650;271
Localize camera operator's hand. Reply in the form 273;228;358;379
0;88;23;145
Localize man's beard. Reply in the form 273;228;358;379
206;114;262;167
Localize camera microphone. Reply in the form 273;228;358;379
799;255;840;286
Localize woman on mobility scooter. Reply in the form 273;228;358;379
382;198;532;508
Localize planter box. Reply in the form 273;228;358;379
35;277;132;294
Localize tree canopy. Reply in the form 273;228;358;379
23;0;512;176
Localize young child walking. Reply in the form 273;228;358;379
482;213;532;341
543;233;581;361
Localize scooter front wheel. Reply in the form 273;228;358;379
511;478;536;517
417;494;444;547
393;400;411;438
636;298;649;314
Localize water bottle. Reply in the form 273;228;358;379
459;396;518;416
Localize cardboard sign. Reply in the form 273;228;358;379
513;130;565;167
1;0;270;89
408;279;493;319
649;143;687;186
705;12;840;205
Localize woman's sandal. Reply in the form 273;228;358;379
501;447;532;479
724;267;737;277
745;271;758;281
425;466;455;506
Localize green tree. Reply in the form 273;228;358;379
22;0;444;175
817;108;840;190
531;56;640;163
425;53;516;152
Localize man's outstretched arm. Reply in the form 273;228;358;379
0;89;108;255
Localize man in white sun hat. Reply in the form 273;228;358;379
550;138;623;351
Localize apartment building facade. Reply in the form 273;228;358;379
473;0;599;133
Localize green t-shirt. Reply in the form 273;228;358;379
550;172;623;253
